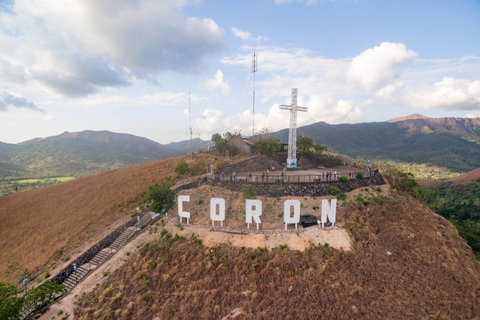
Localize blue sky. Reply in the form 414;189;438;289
0;0;479;144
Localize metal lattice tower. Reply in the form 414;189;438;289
252;51;258;138
189;93;193;160
279;88;308;167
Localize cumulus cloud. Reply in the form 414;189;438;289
232;27;251;41
204;70;231;96
347;42;417;90
0;0;225;97
274;0;322;5
408;77;480;110
63;91;206;108
0;93;45;113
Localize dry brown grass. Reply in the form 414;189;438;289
74;190;480;319
418;167;480;186
0;154;225;282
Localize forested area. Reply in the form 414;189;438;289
427;180;480;258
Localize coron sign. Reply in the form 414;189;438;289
177;196;336;230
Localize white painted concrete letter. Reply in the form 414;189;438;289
321;199;337;228
284;199;300;229
246;199;262;230
210;198;225;226
178;195;190;224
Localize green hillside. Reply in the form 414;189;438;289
427;180;480;258
165;137;214;154
0;131;183;192
273;117;480;173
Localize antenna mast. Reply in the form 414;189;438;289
252;51;258;138
189;93;193;160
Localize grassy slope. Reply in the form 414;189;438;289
75;191;480;319
0;155;185;281
1;132;183;180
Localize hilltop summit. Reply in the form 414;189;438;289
388;113;431;122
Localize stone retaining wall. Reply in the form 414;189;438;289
207;173;385;197
51;216;139;285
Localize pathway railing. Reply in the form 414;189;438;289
214;169;378;183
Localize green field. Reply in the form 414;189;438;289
12;177;75;183
1;176;76;194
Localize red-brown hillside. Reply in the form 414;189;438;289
418;167;480;186
75;191;480;319
446;167;480;184
0;154;221;281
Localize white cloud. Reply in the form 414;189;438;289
0;92;45;113
347;42;417;90
63;91;206;108
232;27;251;40
0;0;225;97
408;77;480;110
203;70;231;96
274;0;322;5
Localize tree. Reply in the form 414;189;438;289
174;160;189;185
0;281;64;320
144;182;175;213
23;281;64;311
297;135;326;156
0;282;23;320
254;137;281;153
210;131;241;156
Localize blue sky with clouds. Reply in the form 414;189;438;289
0;0;479;144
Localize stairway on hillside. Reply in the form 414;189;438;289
62;213;154;289
20;212;159;320
62;263;96;292
110;227;137;251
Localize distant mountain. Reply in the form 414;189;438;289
272;115;480;173
0;130;183;178
165;137;214;154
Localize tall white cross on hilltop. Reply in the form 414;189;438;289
279;88;308;167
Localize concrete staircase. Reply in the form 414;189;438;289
110;227;138;251
19;212;160;320
62;263;95;291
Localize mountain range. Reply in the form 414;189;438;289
272;114;480;173
1;114;480;181
0;130;182;179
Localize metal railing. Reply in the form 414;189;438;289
214;170;378;183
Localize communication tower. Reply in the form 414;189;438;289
252;51;258;138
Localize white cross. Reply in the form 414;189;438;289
279;88;308;167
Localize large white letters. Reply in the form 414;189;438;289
284;199;300;229
178;195;190;224
210;198;225;226
245;199;262;230
177;196;337;229
321;199;336;227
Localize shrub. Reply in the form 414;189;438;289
356;172;364;179
337;193;347;201
341;176;348;183
331;188;341;195
241;184;257;199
